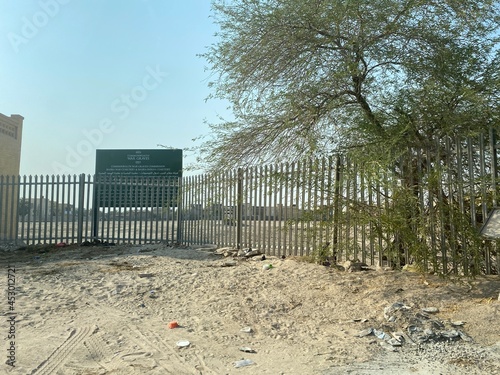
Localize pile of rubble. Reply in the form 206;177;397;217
356;302;472;351
214;247;264;258
0;241;25;252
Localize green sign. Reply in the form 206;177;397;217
95;149;182;207
96;149;182;177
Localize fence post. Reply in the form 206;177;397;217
8;175;15;241
77;173;85;244
237;168;243;250
14;176;20;244
332;155;341;262
92;175;99;240
490;127;498;207
176;177;183;244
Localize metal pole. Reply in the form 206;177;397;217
490;127;498;207
14;175;20;244
77;173;85;244
332;154;341;262
92;175;99;240
237;168;243;250
176;177;183;244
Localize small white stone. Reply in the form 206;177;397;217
422;307;439;313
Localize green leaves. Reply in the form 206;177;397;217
200;0;500;168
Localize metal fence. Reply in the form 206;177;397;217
1;130;499;275
0;175;181;245
180;141;499;276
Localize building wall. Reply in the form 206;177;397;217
0;113;24;241
0;113;24;176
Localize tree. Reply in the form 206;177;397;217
200;0;500;168
198;0;500;275
18;198;30;218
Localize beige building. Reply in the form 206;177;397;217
0;113;24;240
0;113;24;176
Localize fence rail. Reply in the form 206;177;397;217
1;130;499;276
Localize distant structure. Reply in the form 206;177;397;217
0;113;24;176
0;113;24;241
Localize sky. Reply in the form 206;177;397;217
0;0;229;176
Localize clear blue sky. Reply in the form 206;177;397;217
0;0;228;176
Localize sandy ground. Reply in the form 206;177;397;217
1;243;499;375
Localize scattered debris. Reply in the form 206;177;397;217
352;318;369;323
242;249;263;258
233;359;255;368
422;307;439;313
458;330;473;342
384;302;411;321
176;340;190;348
355;328;373;338
168;321;179;329
0;242;26;252
343;260;371;272
373;329;391;341
214;247;238;257
214;247;265;259
239;347;257;353
355;301;474;349
240;327;253;333
379;340;398;352
81;240;116;247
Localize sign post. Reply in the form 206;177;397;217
92;149;182;240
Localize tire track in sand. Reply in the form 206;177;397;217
125;324;203;374
30;325;96;375
87;301;207;374
128;325;217;375
83;329;124;372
